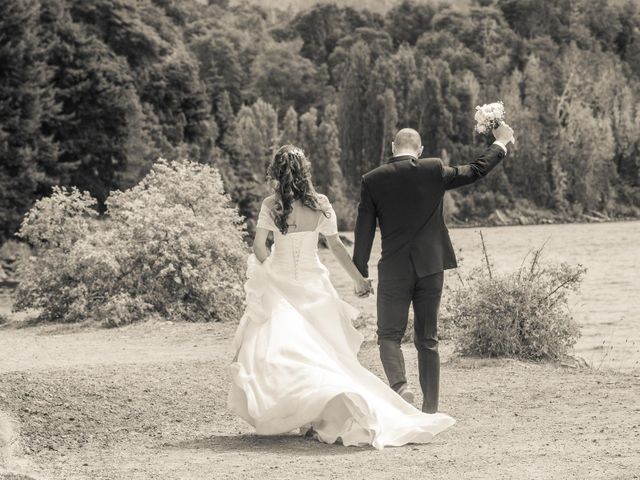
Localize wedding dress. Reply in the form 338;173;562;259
227;198;455;449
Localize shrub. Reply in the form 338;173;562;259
445;232;584;361
14;159;247;325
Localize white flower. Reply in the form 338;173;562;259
475;101;505;134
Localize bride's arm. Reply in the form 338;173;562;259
253;227;271;263
325;234;372;294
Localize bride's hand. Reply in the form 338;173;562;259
355;277;373;298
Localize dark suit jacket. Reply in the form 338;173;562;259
353;143;506;279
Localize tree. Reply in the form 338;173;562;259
556;102;615;212
298;108;319;163
316;105;352;229
379;89;398;164
214;91;236;154
337;42;373;186
227;99;278;228
416;59;453;156
498;0;573;44
284;4;382;68
2;0;640;239
388;44;422;126
0;0;59;242
248;40;330;114
385;0;436;47
329;27;393;85
610;85;640;184
280;106;299;146
45;8;145;204
191;33;244;110
500;69;552;205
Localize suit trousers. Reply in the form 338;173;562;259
376;264;443;413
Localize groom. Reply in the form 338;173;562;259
352;124;514;413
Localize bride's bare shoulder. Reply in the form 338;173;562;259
316;193;330;207
263;195;276;208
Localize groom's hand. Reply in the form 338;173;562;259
493;123;515;146
355;278;374;298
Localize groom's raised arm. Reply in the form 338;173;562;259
441;142;507;190
353;177;376;278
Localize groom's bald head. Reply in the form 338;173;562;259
392;128;423;157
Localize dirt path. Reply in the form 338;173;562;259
0;319;639;480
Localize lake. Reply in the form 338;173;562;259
2;221;637;371
447;221;640;371
324;221;639;371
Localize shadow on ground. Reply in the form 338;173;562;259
167;433;372;456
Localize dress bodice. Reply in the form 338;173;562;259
270;230;323;280
256;196;338;282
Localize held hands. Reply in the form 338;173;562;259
355;277;374;298
493;123;515;146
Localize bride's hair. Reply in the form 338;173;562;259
266;145;328;235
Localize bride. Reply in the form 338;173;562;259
227;145;455;449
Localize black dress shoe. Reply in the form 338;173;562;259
396;383;415;404
422;404;437;414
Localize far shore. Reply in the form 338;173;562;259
447;211;640;229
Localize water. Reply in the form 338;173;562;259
448;221;640;371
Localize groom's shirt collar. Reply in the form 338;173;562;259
385;154;418;164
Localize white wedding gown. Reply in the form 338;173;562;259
227;199;455;449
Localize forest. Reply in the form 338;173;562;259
2;0;640;242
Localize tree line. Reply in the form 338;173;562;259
2;0;640;242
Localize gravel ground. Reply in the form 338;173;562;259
1;244;639;479
0;319;638;480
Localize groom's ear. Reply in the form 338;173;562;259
391;142;395;155
418;145;423;157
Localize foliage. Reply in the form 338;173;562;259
445;234;584;360
2;0;640;243
14;160;246;325
0;0;59;242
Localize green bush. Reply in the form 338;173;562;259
445;234;585;361
14;159;246;326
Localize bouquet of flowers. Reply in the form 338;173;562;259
474;101;505;135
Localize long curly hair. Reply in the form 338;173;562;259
266;145;328;235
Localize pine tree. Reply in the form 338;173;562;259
317;104;352;228
226;99;278;228
298;108;319;163
0;0;60;242
362;55;396;171
379;89;398;164
215;90;236;154
45;12;144;204
338;42;372;187
72;0;217;162
389;45;421;127
418;59;453;155
280;106;299;146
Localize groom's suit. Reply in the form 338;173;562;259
353;142;507;413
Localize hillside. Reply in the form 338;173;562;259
229;0;471;13
3;0;640;244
